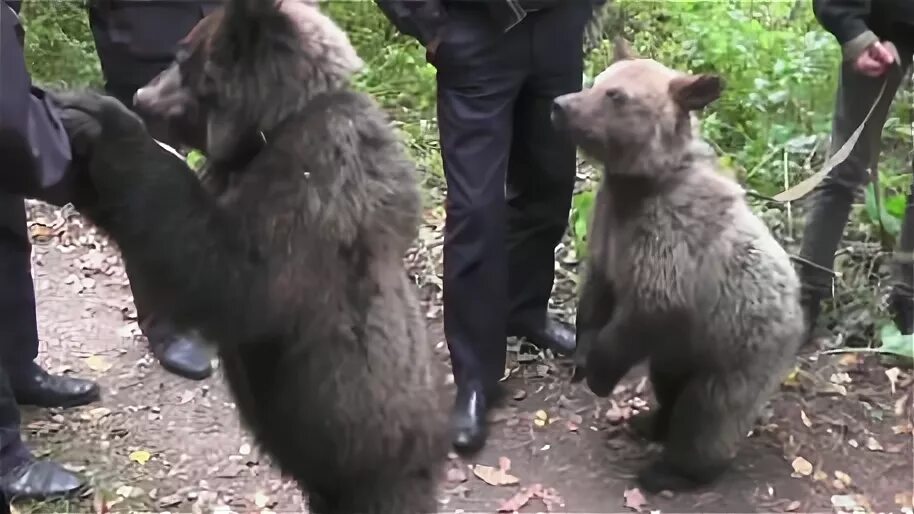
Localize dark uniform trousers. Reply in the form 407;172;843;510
0;2;212;448
1;0;77;476
435;2;590;392
86;1;216;347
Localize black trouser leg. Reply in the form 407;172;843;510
88;7;187;351
0;193;38;373
506;5;587;330
436;5;527;392
0;193;36;472
0;358;30;474
798;48;912;306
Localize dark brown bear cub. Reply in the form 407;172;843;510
552;39;804;493
52;0;449;512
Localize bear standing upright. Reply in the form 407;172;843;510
52;0;450;512
552;39;805;493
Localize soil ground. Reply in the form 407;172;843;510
11;201;914;514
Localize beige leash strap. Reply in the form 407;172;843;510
772;77;889;203
154;138;185;160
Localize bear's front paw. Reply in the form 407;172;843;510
51;90;145;149
628;409;669;442
636;460;700;494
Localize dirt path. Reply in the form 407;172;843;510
13;201;914;514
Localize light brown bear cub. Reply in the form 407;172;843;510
552;39;804;493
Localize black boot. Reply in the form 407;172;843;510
509;317;576;356
451;384;489;456
0;459;85;501
10;362;100;409
150;334;214;381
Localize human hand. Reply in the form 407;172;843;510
854;40;898;77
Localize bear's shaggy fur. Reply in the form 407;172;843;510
552;39;804;493
54;0;449;511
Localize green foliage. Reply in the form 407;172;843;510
822;324;914;367
570;189;596;259
19;0;102;88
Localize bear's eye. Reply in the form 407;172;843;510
605;89;627;103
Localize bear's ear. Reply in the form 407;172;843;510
669;73;724;111
612;37;638;62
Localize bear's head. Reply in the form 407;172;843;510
551;38;724;178
133;0;363;159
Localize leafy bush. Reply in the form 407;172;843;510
15;0;913;266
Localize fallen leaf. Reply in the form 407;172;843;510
129;450;151;465
116;485;144;498
813;469;829;482
498;488;535;512
895;393;909;417
85;355;113;373
838;353;860;367
446;466;467;483
534;410;549;427
253;491;269;508
896;491;913;509
179;390;196;404
472;464;519;486
834;470;852;487
785;500;801;511
830;372;852;384
512;389;526;401
886;367;901;394
498;456;511;472
831;494;870;511
84;407;112;422
239;443;251;456
892;423;913;435
865;437;883;451
791;456;813;476
605;401;630;424
800;410;812;428
623;487;647;512
93;491;109;514
158;494;183;508
783;367;801;387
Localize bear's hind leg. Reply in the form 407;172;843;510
629;364;687;443
310;468;439;514
637;371;754;493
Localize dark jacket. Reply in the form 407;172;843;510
0;2;74;205
813;0;914;61
375;0;605;46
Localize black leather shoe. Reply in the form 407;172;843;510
11;363;100;409
152;335;213;381
510;318;576;356
0;460;85;501
451;386;488;456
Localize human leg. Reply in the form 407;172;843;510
435;4;527;454
504;3;590;356
797;50;911;340
87;2;213;380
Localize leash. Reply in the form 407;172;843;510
772;77;889;203
154;138;185;160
